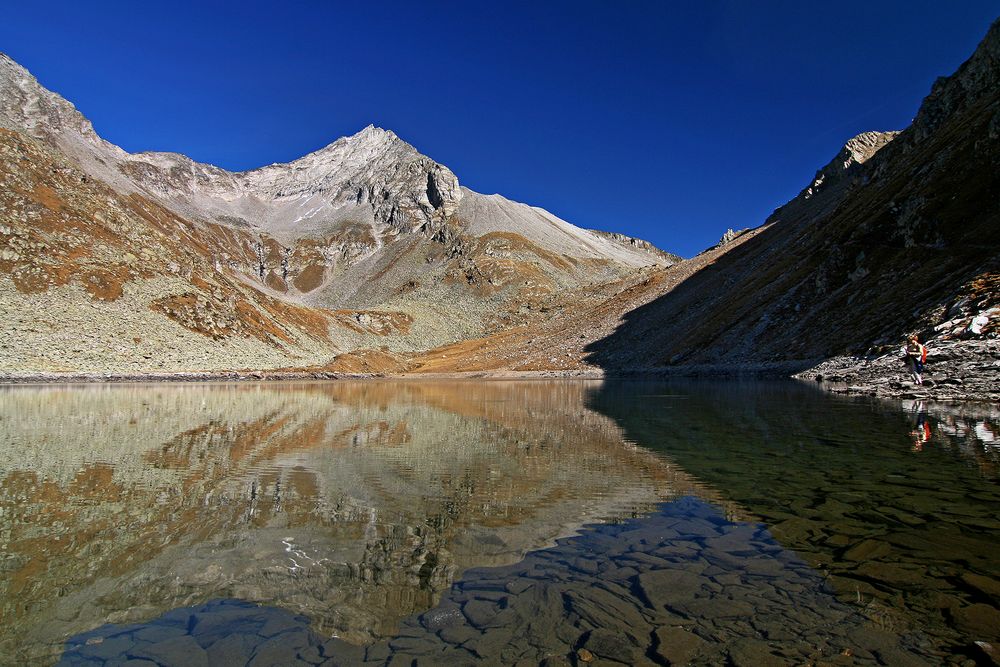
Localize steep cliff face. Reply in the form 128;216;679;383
0;54;672;374
582;19;1000;369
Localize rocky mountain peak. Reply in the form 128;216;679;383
240;123;462;230
277;124;400;170
801;130;898;201
0;52;29;89
347;123;398;146
841;131;900;166
0;49;670;310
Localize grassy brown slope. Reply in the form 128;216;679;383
407;230;764;373
0;129;349;373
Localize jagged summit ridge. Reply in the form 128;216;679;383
911;17;1000;140
120;123;463;233
841;131;900;167
242;124;462;224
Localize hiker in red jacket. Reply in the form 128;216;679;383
903;334;928;385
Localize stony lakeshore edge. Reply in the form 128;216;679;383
1;343;996;403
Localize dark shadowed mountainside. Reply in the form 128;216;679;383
584;19;1000;370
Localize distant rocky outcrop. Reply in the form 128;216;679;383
713;227;750;250
800;130;899;201
588;230;682;263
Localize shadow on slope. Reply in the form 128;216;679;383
585;379;1000;656
584;19;1000;372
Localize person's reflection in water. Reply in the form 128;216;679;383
975;420;999;450
244;480;259;523
905;400;932;451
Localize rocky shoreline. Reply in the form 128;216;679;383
0;368;609;385
796;338;1000;403
0;370;368;385
1;345;996;404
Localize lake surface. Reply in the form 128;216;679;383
0;380;998;665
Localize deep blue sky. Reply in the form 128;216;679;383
2;2;996;257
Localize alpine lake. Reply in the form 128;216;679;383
1;379;999;666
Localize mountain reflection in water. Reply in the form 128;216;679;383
0;380;997;665
0;380;702;664
58;497;914;666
